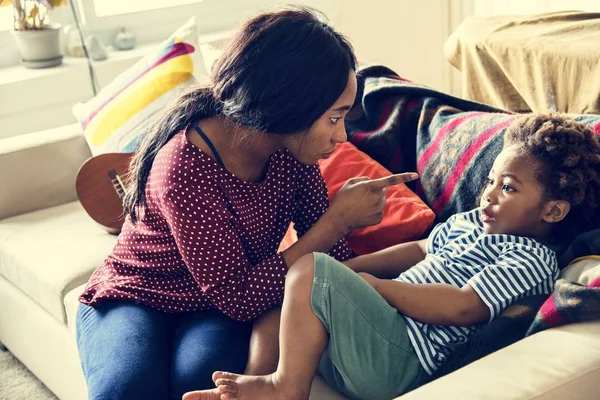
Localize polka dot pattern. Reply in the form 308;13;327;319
79;130;353;321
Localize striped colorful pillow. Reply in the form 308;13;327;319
73;17;208;155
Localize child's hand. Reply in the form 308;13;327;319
358;272;380;290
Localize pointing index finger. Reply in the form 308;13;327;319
367;173;419;190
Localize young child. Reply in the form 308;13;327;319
186;113;600;400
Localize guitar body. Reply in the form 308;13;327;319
75;153;134;235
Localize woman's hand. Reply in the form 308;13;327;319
329;173;418;233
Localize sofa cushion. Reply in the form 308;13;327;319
0;202;117;324
0;124;90;220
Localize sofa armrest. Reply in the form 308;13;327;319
398;321;600;400
0;124;91;220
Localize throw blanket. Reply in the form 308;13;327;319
527;276;600;336
445;11;600;114
559;228;600;268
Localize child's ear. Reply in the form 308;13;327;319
542;201;570;223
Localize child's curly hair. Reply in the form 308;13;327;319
504;113;600;242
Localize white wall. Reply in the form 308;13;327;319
334;0;453;92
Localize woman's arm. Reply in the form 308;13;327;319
161;174;407;322
361;275;490;326
344;239;428;278
286;162;354;264
288;162;419;266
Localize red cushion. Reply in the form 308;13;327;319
279;142;435;255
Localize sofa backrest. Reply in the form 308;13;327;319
0;124;91;220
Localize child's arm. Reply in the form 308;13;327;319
344;239;428;278
360;274;490;326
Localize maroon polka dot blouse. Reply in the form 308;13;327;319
79;130;353;321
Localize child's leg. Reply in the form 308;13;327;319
309;254;425;399
244;307;280;375
184;253;327;400
185;252;425;400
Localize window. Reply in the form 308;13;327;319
92;0;204;17
68;0;278;49
78;0;275;30
0;6;13;31
0;0;315;68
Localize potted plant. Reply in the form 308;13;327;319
1;0;67;68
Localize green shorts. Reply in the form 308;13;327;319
311;252;426;400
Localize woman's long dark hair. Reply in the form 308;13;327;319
123;6;357;223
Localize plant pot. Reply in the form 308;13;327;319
11;23;63;68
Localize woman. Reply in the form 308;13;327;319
75;6;417;400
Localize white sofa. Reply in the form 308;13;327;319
1;124;600;400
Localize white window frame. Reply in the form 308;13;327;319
0;6;13;31
76;0;278;46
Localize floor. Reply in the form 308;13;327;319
0;348;58;400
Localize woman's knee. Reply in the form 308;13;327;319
170;344;248;397
171;360;215;396
86;368;168;400
170;310;251;396
76;302;169;399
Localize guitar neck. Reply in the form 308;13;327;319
108;169;126;201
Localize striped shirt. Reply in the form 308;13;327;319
396;208;559;375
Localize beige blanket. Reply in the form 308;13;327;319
444;11;600;114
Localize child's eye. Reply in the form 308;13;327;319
329;117;341;125
486;178;494;186
502;184;515;192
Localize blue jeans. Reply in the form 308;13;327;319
76;301;252;400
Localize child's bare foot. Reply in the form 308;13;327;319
213;371;309;400
181;387;223;400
